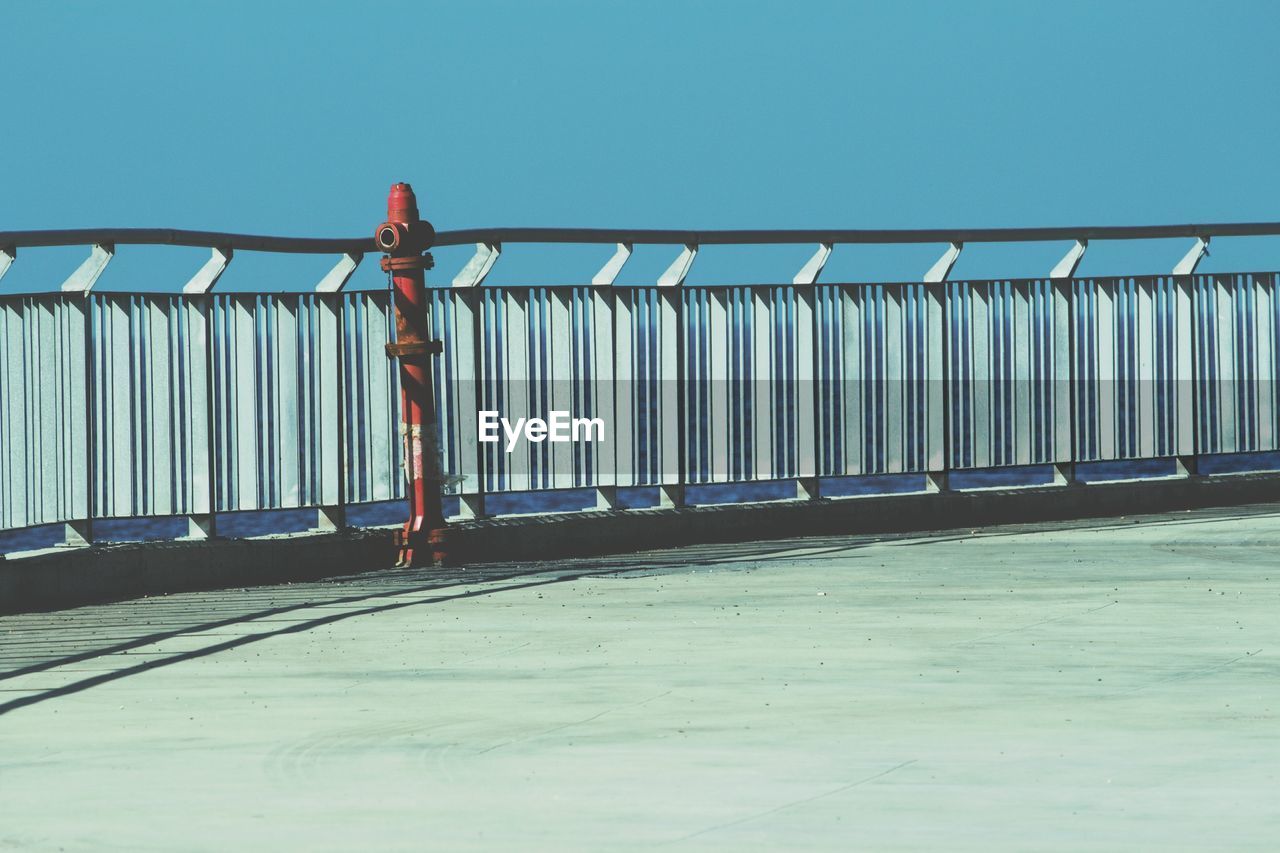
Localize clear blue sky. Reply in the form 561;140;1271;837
4;0;1280;291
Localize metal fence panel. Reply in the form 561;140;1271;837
822;284;934;475
947;281;1055;469
1194;273;1280;455
1072;277;1200;462
7;268;1280;545
0;295;87;530
211;294;342;512
343;291;401;504
91;295;208;518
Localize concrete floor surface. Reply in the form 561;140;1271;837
1;507;1278;850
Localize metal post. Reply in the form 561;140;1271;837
657;244;692;508
925;281;949;491
1176;269;1200;477
316;292;347;532
1050;247;1080;487
68;293;95;547
193;294;219;539
376;183;446;566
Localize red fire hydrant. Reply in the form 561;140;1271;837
375;182;447;566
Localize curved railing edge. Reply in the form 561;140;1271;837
431;221;1280;247
5;221;1280;253
0;228;373;254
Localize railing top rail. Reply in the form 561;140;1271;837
5;221;1280;254
431;222;1280;247
0;228;372;254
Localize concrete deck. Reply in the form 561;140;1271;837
2;506;1278;850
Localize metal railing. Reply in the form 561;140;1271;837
0;291;401;543
428;272;1280;512
3;222;1280;551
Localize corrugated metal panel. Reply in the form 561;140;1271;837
819;283;935;475
947;280;1055;469
0;291;404;530
342;291;401;504
91;294;208;518
431;286;612;495
210;294;342;512
0;295;87;530
1194;273;1279;455
1073;277;1198;462
7;270;1280;543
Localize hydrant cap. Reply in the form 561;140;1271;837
386;182;420;224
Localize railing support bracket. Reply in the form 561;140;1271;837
592;243;632;286
62;519;93;548
1173;237;1210;276
182;246;233;295
453;242;500;288
924;242;962;283
1050;240;1088;280
316;252;363;293
61;243;114;294
594;486;619;511
185;514;216;540
657;244;697;287
1175;455;1200;478
456;494;487;520
314;505;347;531
793;243;832;285
0;246;14;284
